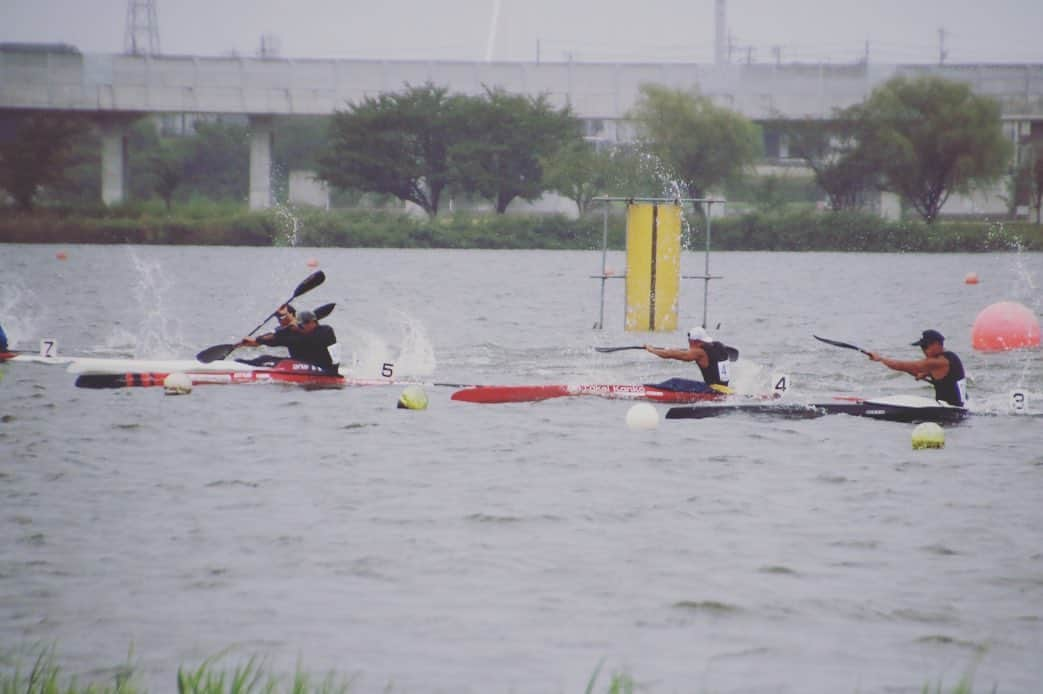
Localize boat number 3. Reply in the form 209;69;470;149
39;339;58;358
381;362;394;378
1009;390;1027;413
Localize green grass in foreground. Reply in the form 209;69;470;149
1;644;989;693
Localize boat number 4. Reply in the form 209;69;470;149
39;339;58;358
381;362;395;378
771;373;790;398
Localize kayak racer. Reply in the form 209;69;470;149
867;328;966;407
643;326;732;389
239;309;339;375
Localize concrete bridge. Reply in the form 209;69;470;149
2;45;1042;209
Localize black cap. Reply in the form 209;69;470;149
911;329;944;347
297;310;316;324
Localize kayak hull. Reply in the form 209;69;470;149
72;359;388;390
666;395;968;423
451;382;728;404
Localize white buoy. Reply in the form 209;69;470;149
397;384;428;410
163;372;192;395
625;402;659;430
911;422;944;449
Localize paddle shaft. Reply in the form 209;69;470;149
813;334;871;356
243;270;326;338
597;343;740;361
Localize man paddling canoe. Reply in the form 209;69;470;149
0;322;8;353
644;326;732;387
868;329;967;406
239;309;339;375
236;304;299;367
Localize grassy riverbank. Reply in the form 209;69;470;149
1;644;984;694
1;202;1041;252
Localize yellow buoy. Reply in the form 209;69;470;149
911;422;945;449
397;384;428;410
163;372;192;395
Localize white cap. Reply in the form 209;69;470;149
687;326;712;343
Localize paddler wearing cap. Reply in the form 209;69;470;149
239;308;339;375
644;326;733;387
867;329;966;406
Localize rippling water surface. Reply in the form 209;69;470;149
1;245;1041;693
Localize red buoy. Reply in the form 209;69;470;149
971;301;1041;352
306;258;319;268
964;272;979;285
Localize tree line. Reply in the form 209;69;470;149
1;75;1041;224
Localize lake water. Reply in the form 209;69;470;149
1;244;1041;694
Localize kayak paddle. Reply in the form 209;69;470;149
196;272;329;363
195;301;335;364
812;334;871;356
596;344;740;361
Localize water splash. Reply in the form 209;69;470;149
270;203;301;247
125;249;188;358
341;312;437;380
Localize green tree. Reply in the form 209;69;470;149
627;83;761;209
180;120;249;202
0;113;89;209
452;87;579;214
852;75;1011;223
542;140;615;215
149;138;187;210
320;83;461;217
1026;141;1043;224
782;116;877;211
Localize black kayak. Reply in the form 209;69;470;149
666;395;968;424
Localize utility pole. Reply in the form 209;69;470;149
124;0;160;56
938;27;948;65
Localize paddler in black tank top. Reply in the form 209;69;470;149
867;328;967;406
643;326;732;387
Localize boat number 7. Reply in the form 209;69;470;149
39;339;58;358
381;362;394;378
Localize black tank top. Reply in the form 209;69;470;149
698;342;730;386
930;351;966;406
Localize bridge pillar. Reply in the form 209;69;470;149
249;115;274;210
99;117;129;206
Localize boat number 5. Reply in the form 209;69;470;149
381;362;394;378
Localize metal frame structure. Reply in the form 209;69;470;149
591;196;726;331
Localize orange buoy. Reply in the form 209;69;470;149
971;301;1040;352
964;272;979;285
306;258;319;268
55;251;68;261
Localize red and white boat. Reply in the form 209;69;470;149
70;357;389;390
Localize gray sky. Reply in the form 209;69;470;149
3;0;1043;64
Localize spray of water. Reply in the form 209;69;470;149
125;249;188;358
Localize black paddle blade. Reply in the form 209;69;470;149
293;270;325;299
725;346;740;361
594;346;645;353
813;334;870;355
196;343;237;363
313;302;335;320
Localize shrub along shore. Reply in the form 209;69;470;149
1;203;1040;252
